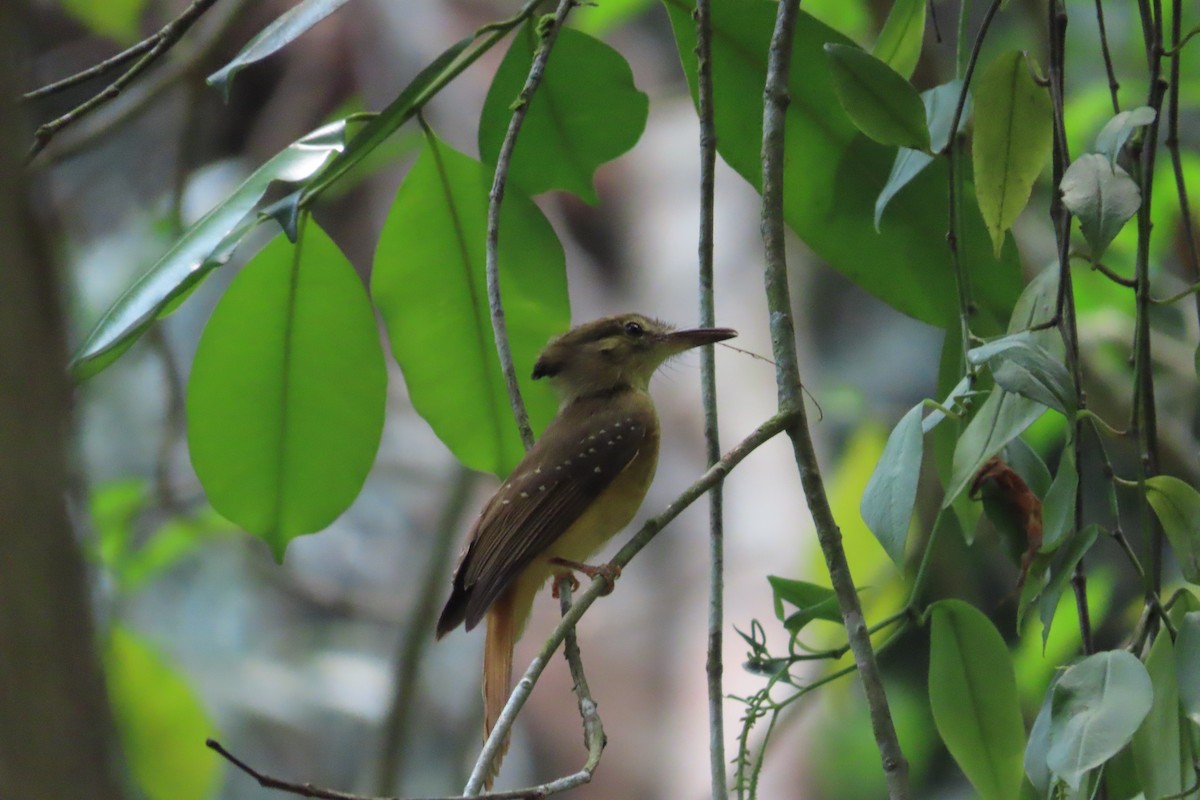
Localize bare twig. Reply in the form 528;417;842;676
26;0;222;161
485;0;578;449
1093;0;1121;113
23;38;158;102
694;0;729;797
1164;0;1200;327
373;467;479;795
758;1;908;797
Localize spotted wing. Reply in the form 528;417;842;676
437;398;654;634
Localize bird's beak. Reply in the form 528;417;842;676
659;326;738;354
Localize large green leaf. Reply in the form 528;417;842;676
106;627;218;800
372;134;569;477
208;0;353;100
871;0;925;79
860;402;923;564
1131;627;1188;799
187;223;387;560
972;51;1054;256
664;0;1021;330
1046;651;1153;790
1146;476;1200;583
929;600;1025;800
71;120;351;380
479;23;648;202
824;44;930;150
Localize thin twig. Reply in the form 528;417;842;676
373;467;479;795
23;37;159;102
27;0;222;161
1164;0;1200;328
1133;0;1167;599
945;0;1004;362
758;1;908;797
31;0;251;168
1093;0;1121;113
694;0;729;797
485;0;578;450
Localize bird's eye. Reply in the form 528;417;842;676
624;321;644;337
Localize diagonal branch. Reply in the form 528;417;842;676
26;0;223;162
485;0;578;450
758;1;909;797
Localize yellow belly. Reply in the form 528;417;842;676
509;435;660;638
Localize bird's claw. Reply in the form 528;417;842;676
549;557;622;596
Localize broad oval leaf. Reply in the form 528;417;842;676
372;134;569;477
1060;154;1142;260
824;43;930;150
187;223;387;560
871;0;925;80
875;80;971;230
1046;651;1152;790
1094;106;1155;167
107;626;218;800
1176;611;1200;726
1145;475;1200;583
973;51;1054;256
929;600;1025;800
1131;626;1188;799
665;0;1021;330
207;0;353;100
71;120;350;380
479;24;649;202
860;402;924;563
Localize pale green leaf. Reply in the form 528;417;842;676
824;43;930;150
871;0;925;79
1060;154;1142;260
1094;106;1156;167
860;402;924;563
1131;627;1188;798
973;51;1054;256
1145;475;1200;583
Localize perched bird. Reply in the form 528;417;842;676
435;313;736;784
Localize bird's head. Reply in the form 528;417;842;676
532;313;737;401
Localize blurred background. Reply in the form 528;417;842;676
11;0;1199;798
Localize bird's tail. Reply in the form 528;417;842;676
481;586;516;789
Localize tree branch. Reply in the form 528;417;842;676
694;0;729;797
485;0;578;450
26;0;223;162
758;1;909;796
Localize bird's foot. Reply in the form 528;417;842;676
549;557;622;596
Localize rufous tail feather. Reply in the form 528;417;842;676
481;587;516;789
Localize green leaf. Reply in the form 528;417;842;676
664;0;1021;330
1060;154;1142;261
871;0;925;79
945;266;1060;508
207;0;352;100
1046;651;1153;790
824;43;930;150
187;223;387;560
479;24;648;202
1039;445;1077;553
1003;437;1052;498
62;0;147;42
1176;611;1200;726
572;0;656;34
1132;626;1188;799
1146;476;1200;583
968;332;1077;418
1037;525;1099;650
860;402;924;563
767;576;840;633
972;51;1054;256
372;134;569;477
1094;106;1156;167
106;627;218;800
929;600;1025;800
71;120;351;380
875;80;971;230
1025;680;1056;794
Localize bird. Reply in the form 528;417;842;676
435;313;736;785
